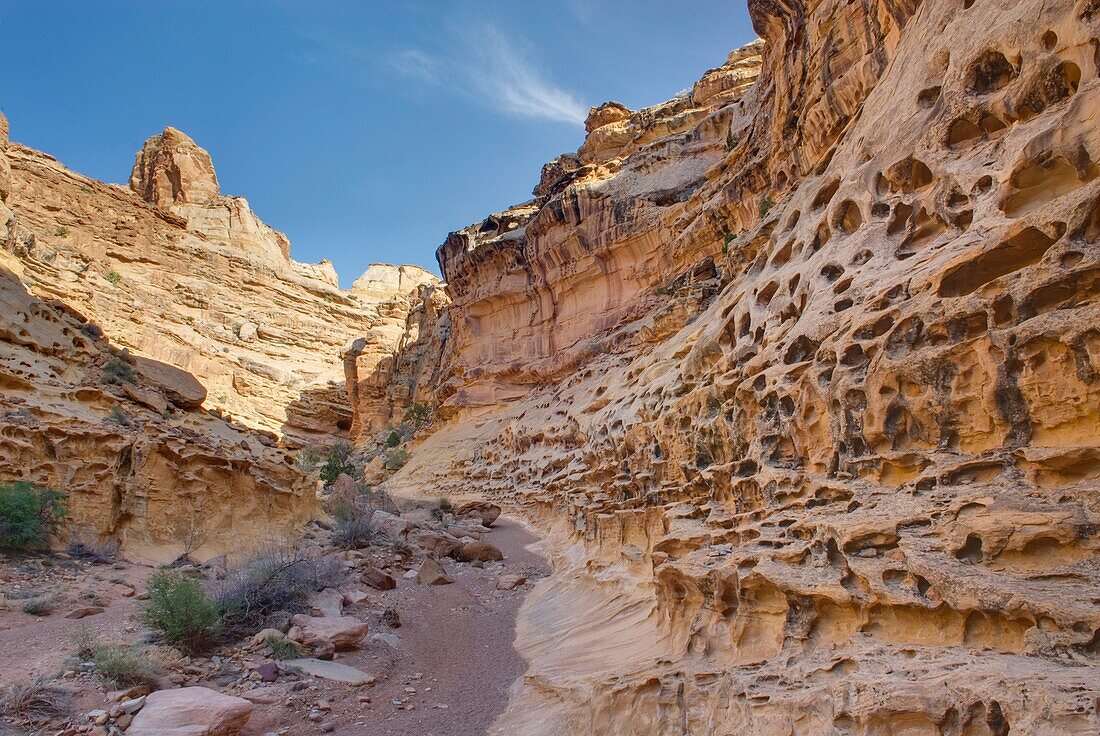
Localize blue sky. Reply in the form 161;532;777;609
0;1;755;285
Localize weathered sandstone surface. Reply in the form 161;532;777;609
2;123;436;445
0;115;435;559
381;1;1100;733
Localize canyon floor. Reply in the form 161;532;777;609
0;511;547;736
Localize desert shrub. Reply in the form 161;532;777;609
93;645;158;687
0;679;68;721
106;270;122;285
54;226;69;236
383;448;410;472
402;402;430;427
385;430;401;448
108;404;130;426
214;548;342;636
22;597;53;616
67;535;120;564
332;507;377;549
265;634;302;660
296;446;320;473
0;481;67;550
69;624;100;660
319;443;356;487
142;569;221;653
102;355;135;384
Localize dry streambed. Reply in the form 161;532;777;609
0;501;547;736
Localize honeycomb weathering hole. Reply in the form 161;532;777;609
967;50;1017;94
938;226;1059;297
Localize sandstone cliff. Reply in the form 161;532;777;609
381;1;1100;733
1;123;437;446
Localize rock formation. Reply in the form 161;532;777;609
1;123;437;446
0;115;437;559
376;1;1100;733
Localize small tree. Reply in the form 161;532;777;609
319;443;356;487
0;482;67;550
385;430;401;448
142;569;221;653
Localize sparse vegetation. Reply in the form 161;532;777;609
108;403;131;426
296;446;321;472
0;481;67;550
69;624;100;660
54;226;69;237
80;185;93;194
22;597;54;616
142;569;221;653
759;194;775;219
722;232;735;255
402;402;430;427
725;129;735;151
265;634;302;660
332;506;377;549
102;354;136;384
106;270;122;285
383;448;410;472
214;548;342;636
319;442;356;487
92;645;159;687
0;679;69;721
67;534;120;564
385;430;401;448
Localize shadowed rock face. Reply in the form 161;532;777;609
0;262;318;562
382;0;1100;733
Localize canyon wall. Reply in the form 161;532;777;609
2;124;436;446
0;116;440;558
385;0;1100;733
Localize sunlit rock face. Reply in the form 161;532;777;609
388;0;1100;733
1;123;435;446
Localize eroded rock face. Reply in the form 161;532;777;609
0;263;317;562
386;0;1100;733
1;123;438;445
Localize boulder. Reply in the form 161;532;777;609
416;558;453;585
65;606;105;619
340;587;369;605
369;510;412;540
360;566;396;590
126;687;253;736
497;574;527;590
308;588;344;617
290;614;368;650
131;355;207;409
409;528;462;558
281;658;376;685
456;501;501;527
456;539;504;563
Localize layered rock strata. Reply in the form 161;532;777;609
2;123;437;445
384;0;1100;733
0;259;316;562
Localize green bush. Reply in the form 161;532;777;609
319;443;356;487
142;569;221;653
385;430;401;448
106;270;122;285
402;403;430;427
93;645;158;687
0;482;67;550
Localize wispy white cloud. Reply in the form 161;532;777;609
391;24;586;126
388;48;438;83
